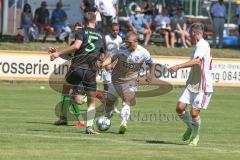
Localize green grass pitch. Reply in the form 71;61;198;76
0;82;240;160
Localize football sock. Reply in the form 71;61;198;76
182;110;192;129
96;90;106;104
86;106;96;127
71;103;83;122
120;102;131;126
60;95;71;120
192;116;201;138
103;83;109;91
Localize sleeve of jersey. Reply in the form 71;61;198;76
144;51;153;65
75;29;84;41
193;43;205;59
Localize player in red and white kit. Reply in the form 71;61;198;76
169;23;213;146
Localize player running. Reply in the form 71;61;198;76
49;12;106;134
49;41;87;126
102;23;123;114
101;31;155;134
169;23;213;146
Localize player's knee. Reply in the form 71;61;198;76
176;102;186;114
74;95;86;105
190;108;200;119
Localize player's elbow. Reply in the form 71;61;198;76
72;44;79;51
74;95;86;105
193;58;202;65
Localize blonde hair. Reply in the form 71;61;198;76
190;23;204;35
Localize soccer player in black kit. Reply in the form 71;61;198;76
49;12;105;134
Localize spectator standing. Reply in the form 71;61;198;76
80;0;96;13
236;5;240;47
129;7;152;46
80;0;102;31
34;1;53;42
20;3;37;43
210;0;226;48
95;0;118;34
169;3;178;17
142;1;154;28
154;9;172;48
51;2;71;43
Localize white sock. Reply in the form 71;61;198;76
120;102;130;126
192;116;201;138
182;111;192;129
86;106;96;128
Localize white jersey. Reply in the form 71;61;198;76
105;34;122;53
95;0;118;17
102;34;123;84
111;44;153;84
186;39;213;93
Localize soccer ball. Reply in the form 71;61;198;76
96;116;111;131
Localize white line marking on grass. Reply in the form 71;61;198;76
0;132;240;154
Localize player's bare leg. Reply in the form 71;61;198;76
104;94;118;118
189;107;201;146
176;102;192;141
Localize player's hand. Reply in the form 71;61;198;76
48;47;60;61
50;52;60;61
48;47;57;53
169;65;179;73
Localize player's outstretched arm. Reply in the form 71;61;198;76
49;40;82;61
169;57;202;73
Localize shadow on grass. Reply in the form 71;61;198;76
98;131;120;135
146;140;186;145
25;121;74;126
132;139;186;145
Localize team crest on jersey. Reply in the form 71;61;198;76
134;56;140;62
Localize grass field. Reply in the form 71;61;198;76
0;82;240;160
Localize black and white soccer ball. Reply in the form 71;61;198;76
96;116;111;131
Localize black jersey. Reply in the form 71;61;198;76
71;27;105;71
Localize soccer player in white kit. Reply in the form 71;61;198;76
169;23;213;146
102;23;122;114
101;31;155;134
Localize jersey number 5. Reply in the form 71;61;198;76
85;35;99;53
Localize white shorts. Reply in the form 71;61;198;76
178;88;212;110
108;81;137;103
102;70;112;84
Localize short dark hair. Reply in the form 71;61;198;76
23;3;32;13
126;31;138;41
112;23;119;27
41;1;47;7
83;12;96;25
